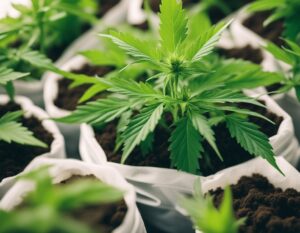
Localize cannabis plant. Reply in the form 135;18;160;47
248;0;300;41
263;39;300;100
181;182;244;233
0;166;124;233
0;0;97;59
59;0;283;174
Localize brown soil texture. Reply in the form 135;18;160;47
0;102;53;181
243;11;284;46
97;0;121;17
54;64;114;111
61;175;127;233
217;45;263;64
95;102;283;176
209;174;300;233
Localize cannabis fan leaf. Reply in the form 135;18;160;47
0;111;46;147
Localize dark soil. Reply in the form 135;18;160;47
217;45;263;64
61;175;127;233
266;83;284;94
243;11;284;46
95;102;283;176
54;64;114;111
0;102;53;181
97;0;121;17
209;174;300;233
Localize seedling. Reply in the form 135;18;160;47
248;0;300;41
181;182;245;233
59;0;283;174
0;166;124;233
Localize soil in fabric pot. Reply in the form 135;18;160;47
54;64;114;111
209;174;300;233
0;102;53;181
94;102;283;176
242;11;284;46
60;175;127;233
217;45;263;64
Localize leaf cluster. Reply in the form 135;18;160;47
248;0;300;41
0;166;124;233
59;0;282;174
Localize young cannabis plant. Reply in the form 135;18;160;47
248;0;300;41
58;0;282;174
264;39;300;100
0;111;46;147
0;166;124;233
0;0;97;57
181;183;245;233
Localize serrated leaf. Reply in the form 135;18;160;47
159;0;188;54
169;117;202;174
106;78;165;100
226;115;282;174
56;97;132;125
78;84;108;103
0;67;29;85
122;103;164;163
100;32;159;65
190;113;221;160
80;50;125;67
0;111;47;147
191;21;231;62
264;42;295;65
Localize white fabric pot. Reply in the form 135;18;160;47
192;156;300;233
0;157;146;233
0;95;65;198
0;80;44;107
43;55;88;158
79;92;300;233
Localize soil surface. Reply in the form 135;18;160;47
54;64;114;111
61;175;127;233
243;11;284;46
209;174;300;233
95;102;283;176
217;45;263;64
0;102;53;181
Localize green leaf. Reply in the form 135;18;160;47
80;49;125;67
226;115;282;174
191;21;231;62
122;103;164;163
78;84;108;103
0;67;29;85
169;117;202;174
0;111;47;147
247;0;285;12
56;97;132;125
159;0;188;54
100;32;159;65
182;186;244;233
264;42;295;65
190;113;221;160
106;78;164;100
